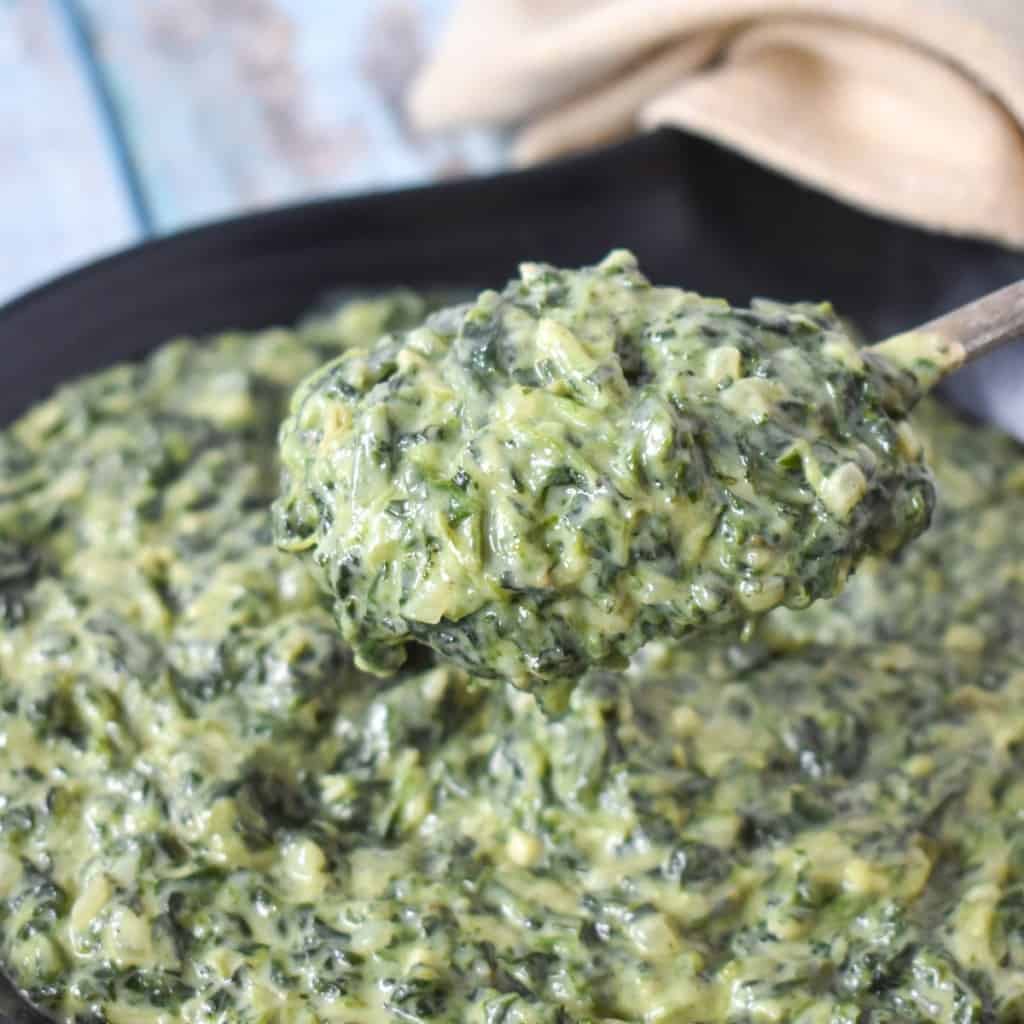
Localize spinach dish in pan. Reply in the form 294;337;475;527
1;264;1023;1023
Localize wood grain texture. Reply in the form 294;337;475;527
77;0;507;231
0;0;137;305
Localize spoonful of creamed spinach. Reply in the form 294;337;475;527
273;250;1015;711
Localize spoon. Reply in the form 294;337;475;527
871;279;1024;392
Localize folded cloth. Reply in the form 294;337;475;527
409;1;1024;248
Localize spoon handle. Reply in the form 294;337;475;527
917;279;1024;366
869;279;1024;392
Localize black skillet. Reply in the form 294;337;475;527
0;127;1022;1022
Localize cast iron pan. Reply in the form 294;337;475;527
0;127;1022;1022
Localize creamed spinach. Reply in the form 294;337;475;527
275;252;934;704
0;282;1023;1024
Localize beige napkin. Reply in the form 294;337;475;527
409;1;1024;248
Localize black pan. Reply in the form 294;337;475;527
0;127;1022;1023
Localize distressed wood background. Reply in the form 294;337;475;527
1;0;505;305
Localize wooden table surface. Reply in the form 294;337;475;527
2;0;505;306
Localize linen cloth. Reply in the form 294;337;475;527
410;1;1024;247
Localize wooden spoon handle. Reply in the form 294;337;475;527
917;279;1024;365
870;279;1024;393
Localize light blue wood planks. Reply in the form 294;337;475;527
0;0;138;305
74;0;506;232
1;0;505;304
